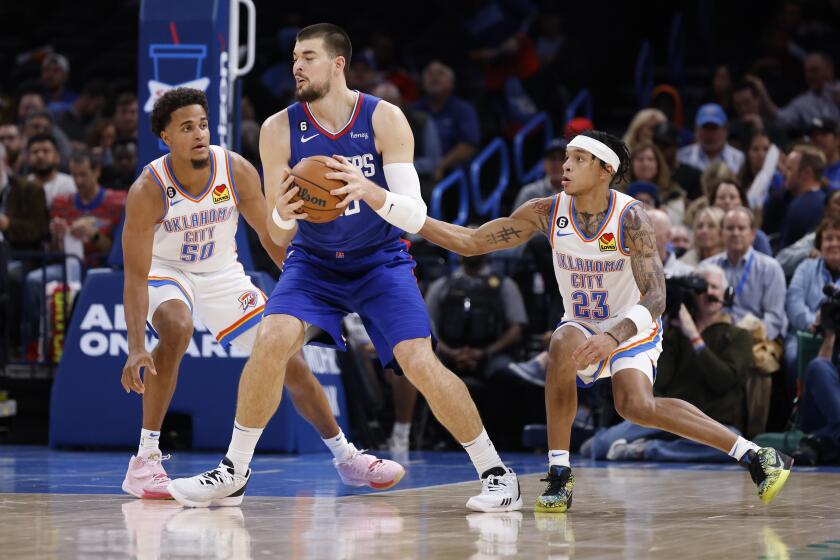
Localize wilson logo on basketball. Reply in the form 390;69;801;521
598;232;617;252
238;291;259;311
299;187;326;207
212;184;231;204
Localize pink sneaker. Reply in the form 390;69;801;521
334;450;405;490
122;454;173;499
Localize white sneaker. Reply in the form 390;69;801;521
466;468;523;513
168;457;250;508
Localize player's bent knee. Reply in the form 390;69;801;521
393;337;436;382
548;327;584;367
252;314;304;361
614;393;656;426
152;306;194;351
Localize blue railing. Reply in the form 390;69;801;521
564;88;593;125
513;112;553;185
635;40;654;109
429;168;470;226
469;138;510;219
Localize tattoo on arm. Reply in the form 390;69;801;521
532;199;552;235
606;205;667;343
485;226;523;245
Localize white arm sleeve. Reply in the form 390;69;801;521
378;162;428;234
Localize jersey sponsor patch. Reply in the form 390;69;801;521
238;290;259;311
212;184;231;204
598;232;617;252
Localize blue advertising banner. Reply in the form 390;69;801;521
137;0;234;166
49;270;350;451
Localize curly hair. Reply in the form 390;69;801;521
577;129;632;186
150;87;208;137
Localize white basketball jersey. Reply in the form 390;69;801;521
548;189;657;333
146;145;240;273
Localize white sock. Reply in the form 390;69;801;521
392;422;411;440
138;428;161;458
462;428;505;477
226;420;264;475
728;436;760;461
548;450;570;468
323;429;356;462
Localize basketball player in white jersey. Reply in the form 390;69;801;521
120;87;402;499
417;129;793;511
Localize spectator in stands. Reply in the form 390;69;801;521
0;143;49;251
22;109;71;163
784;216;840;396
747;53;840;135
680;207;725;267
701;207;788;341
622;108;667;149
371;31;418;103
649;208;694;277
0;123;24;175
100;138;136;191
777;190;840;277
54;80;107;144
512;138;565;210
728;80;789;150
625;181;660;209
678;103;745;173
738;130;784;211
25;134;75;207
425;252;527;381
39;53;77;113
413;61;481;181
17;88;46;123
590;263;752;461
764;145;827;250
809;117;840;190
85;119;116;167
50;148;126;267
372;82;441;197
347;52;380;94
670;224;691;257
652;121;702;200
708;178;773;255
113;93;138;141
628;141;686;224
791;322;840;465
683;161;737;228
563;117;593;141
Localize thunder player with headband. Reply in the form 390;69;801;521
120;87;400;500
169;23;522;512
415;130;793;511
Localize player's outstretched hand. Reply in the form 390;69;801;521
275;169;308;222
325;155;375;209
572;334;618;368
121;350;157;394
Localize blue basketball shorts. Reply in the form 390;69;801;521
263;241;431;367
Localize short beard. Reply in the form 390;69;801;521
295;80;329;103
190;156;210;170
33;164;55;179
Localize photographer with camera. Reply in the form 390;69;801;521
589;263;754;461
785;216;840;396
787;217;840;465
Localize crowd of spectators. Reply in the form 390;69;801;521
2;1;840;462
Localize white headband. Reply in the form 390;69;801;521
567;135;620;174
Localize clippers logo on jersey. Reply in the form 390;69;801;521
599;232;617;252
212;184;230;204
238;290;258;311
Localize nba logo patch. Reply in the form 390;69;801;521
212;184;231;204
238;291;258;311
598;232;617;252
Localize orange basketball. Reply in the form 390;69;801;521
289;156;347;223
